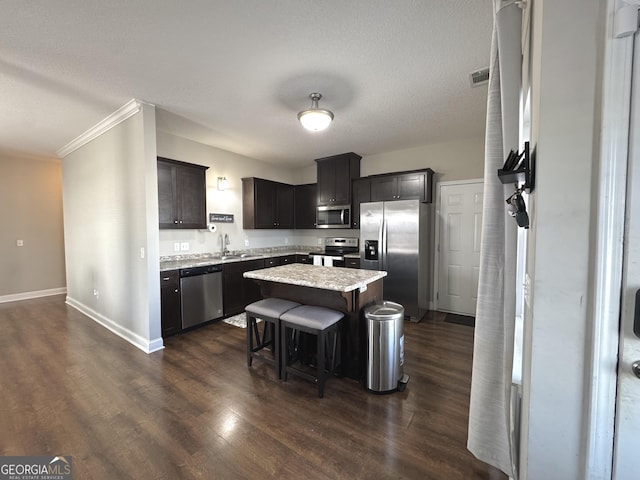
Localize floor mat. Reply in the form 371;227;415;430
222;312;248;328
222;312;262;329
444;313;475;327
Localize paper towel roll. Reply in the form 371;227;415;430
208;224;217;233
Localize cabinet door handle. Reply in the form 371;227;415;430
173;220;178;224
162;277;170;281
174;289;179;293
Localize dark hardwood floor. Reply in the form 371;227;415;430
0;295;507;480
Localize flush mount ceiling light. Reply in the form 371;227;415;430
298;93;334;132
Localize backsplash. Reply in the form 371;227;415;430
158;227;355;258
159;245;322;263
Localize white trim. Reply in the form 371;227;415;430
437;178;485;187
433;178;484;312
0;287;67;304
583;1;633;477
614;2;639;38
56;99;150;158
65;296;164;354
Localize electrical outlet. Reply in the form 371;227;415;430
16;239;23;247
244;237;249;247
174;242;180;252
317;238;323;245
284;237;289;245
93;289;99;298
180;242;189;251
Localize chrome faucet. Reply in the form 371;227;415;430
223;233;230;255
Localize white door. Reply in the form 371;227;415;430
437;181;484;316
612;28;640;479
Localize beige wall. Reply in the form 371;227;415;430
0;154;66;300
2;122;484;300
519;1;604;478
157;131;302;256
159;133;486;256
63;103;161;352
362;136;485;182
294;136;485;185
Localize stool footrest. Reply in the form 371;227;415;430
246;298;301;379
280;305;344;398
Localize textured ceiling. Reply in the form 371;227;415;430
1;1;493;166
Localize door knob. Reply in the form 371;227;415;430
633;361;640;379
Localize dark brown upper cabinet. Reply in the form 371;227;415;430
370;169;434;203
242;177;295;229
351;178;371;229
294;183;317;229
157;157;208;229
315;152;361;206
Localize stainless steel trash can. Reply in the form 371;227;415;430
364;301;409;393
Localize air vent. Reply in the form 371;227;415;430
469;68;490;87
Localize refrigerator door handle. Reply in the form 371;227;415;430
381;219;387;270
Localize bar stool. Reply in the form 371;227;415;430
280;305;344;398
246;298;300;379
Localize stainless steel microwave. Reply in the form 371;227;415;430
316;204;351;229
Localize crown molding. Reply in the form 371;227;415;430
56;99;153;158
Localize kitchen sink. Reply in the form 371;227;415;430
211;253;263;261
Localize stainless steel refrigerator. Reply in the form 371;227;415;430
360;199;428;322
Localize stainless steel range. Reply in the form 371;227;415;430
309;237;359;267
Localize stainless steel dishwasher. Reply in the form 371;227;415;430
179;265;224;329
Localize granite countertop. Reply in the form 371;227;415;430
243;263;386;292
160;250;310;271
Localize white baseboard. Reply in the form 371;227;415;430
0;287;67;304
65;296;164;354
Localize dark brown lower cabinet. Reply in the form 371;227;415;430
223;259;265;316
265;255;297;267
296;254;311;264
160;270;181;337
345;258;361;269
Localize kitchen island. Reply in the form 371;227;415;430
244;263;387;380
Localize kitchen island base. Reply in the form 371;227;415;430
252;277;383;380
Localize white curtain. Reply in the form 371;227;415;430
467;1;521;477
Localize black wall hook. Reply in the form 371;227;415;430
498;141;535;192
